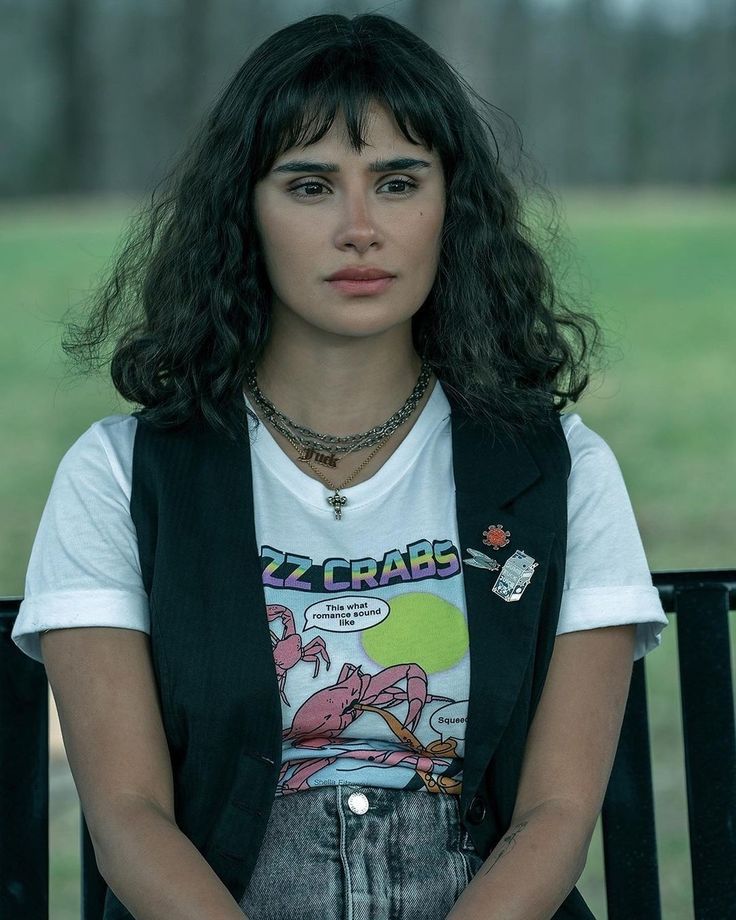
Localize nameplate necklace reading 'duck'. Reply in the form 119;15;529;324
245;360;433;520
462;524;539;603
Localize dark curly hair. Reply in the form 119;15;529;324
61;11;607;444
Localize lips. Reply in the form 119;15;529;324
327;267;395;281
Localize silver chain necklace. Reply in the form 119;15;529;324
245;358;433;520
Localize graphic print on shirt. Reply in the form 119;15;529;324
258;526;535;799
260;538;477;798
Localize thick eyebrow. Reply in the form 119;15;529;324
271;156;433;175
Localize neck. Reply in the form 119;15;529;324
250;339;427;436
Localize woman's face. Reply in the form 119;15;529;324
253;101;446;344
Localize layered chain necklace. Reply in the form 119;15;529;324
245;358;433;520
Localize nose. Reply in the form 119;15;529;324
334;188;381;250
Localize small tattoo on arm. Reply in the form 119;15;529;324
480;819;529;876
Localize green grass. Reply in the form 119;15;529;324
2;190;734;919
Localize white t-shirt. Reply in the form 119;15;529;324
12;380;669;795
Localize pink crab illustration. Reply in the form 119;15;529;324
279;660;461;795
267;603;331;706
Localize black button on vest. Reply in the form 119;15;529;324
466;793;487;824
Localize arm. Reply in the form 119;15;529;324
93;796;247;920
447;623;637;920
41;626;248;920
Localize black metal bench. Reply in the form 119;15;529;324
2;570;735;919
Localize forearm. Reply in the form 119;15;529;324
92;798;248;920
447;799;594;920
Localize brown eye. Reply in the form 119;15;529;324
288;177;419;199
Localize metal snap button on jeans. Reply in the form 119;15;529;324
347;792;369;814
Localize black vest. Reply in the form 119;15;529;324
102;387;595;919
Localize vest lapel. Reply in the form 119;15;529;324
448;399;558;825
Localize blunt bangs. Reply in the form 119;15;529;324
250;42;452;181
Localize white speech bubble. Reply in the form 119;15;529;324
429;701;469;743
303;595;390;633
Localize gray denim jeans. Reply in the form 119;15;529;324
239;783;485;920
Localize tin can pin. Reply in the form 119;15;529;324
492;550;538;603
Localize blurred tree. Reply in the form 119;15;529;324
1;0;734;196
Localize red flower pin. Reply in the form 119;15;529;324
482;524;510;550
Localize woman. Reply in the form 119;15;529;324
12;12;669;920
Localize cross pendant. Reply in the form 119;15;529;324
326;490;347;521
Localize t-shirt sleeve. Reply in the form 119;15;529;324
557;414;670;661
11;417;149;665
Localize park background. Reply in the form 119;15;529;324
1;0;734;917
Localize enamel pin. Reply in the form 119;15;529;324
463;521;538;603
491;550;538;603
463;547;502;572
482;524;510;550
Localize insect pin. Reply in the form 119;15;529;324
462;547;501;572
